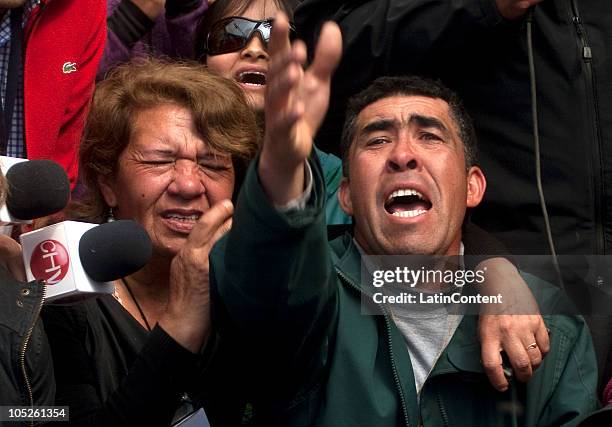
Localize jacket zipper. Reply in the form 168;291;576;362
19;282;46;425
336;269;410;427
570;0;605;254
435;390;450;427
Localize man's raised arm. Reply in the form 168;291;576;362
258;13;341;205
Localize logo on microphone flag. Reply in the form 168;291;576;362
30;240;70;285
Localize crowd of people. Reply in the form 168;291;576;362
0;0;610;426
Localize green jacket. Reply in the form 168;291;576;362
212;155;598;426
315;147;350;225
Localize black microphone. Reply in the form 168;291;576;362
0;156;70;223
79;220;153;282
21;220;153;302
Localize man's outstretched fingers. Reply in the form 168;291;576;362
268;12;291;58
268;62;301;107
309;21;342;81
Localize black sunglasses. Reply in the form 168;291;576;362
205;16;296;56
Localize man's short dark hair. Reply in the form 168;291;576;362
340;76;478;176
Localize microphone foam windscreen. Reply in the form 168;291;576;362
6;159;70;219
79;220;153;282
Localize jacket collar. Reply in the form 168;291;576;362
330;232;362;286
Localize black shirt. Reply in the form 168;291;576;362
42;295;202;426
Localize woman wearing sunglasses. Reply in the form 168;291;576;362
196;0;296;113
195;0;351;225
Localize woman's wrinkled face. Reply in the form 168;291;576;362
98;104;235;258
206;0;281;112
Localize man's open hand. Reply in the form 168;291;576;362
259;13;342;205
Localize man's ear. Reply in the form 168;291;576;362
338;177;354;216
97;175;117;208
466;166;486;208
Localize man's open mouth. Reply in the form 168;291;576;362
237;71;266;86
384;188;432;218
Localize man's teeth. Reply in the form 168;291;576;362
386;188;429;217
387;188;425;202
391;209;427;218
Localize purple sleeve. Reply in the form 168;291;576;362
164;0;209;59
97;30;131;81
97;0;137;81
97;0;209;81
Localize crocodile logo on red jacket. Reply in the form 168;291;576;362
62;62;77;74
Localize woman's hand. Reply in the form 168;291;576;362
159;200;233;353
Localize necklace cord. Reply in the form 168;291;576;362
121;277;152;332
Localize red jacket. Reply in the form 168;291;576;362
24;0;106;189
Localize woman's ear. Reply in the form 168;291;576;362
97;175;117;208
